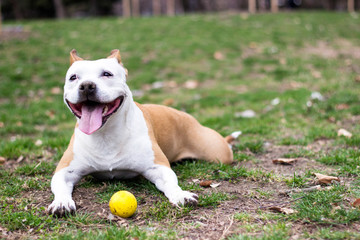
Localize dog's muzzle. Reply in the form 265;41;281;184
66;94;125;135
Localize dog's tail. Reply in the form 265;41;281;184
225;131;242;148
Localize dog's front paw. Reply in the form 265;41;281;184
169;190;198;207
47;198;76;217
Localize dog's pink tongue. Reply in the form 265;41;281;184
78;104;104;135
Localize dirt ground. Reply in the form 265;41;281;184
2;139;352;240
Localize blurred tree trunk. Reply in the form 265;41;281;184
11;0;23;20
53;0;65;19
153;0;161;15
166;0;175;15
123;0;131;17
0;0;2;34
132;0;140;16
90;0;98;16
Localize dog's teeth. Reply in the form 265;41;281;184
102;106;109;116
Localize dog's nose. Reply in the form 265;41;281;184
79;81;96;95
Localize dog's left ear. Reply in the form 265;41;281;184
107;49;121;63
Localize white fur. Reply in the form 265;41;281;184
48;58;198;215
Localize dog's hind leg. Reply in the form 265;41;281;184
178;127;241;165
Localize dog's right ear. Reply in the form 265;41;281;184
107;49;122;63
70;49;83;66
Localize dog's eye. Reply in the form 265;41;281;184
102;71;113;77
69;74;77;81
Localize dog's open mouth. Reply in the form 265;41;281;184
66;96;125;135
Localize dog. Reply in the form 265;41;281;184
47;49;241;216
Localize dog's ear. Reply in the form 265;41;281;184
107;49;121;63
70;49;83;66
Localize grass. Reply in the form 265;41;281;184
1;11;360;239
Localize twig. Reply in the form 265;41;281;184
258;196;305;209
219;215;234;240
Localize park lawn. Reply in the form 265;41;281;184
1;11;360;239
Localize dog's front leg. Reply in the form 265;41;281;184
143;164;198;207
48;167;83;216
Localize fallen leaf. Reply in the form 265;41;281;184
337;128;352;138
151;81;164;89
311;91;325;101
162;98;174;106
200;180;213;188
192;179;200;183
331;205;341;214
0;122;4;128
210;182;221;188
35;139;43;146
271;98;280;106
279;58;287;65
16;155;25;163
272;158;297;165
355;75;360;82
46;110;55;119
213;51;225;60
335;104;349;110
235;110;256;118
314;173;340;184
132;89;144;98
184;80;199;89
249;42;257;49
352;198;360;208
269;206;297;215
0;156;6;164
311;70;322;79
50;87;62;95
16;121;23;127
165;80;178;88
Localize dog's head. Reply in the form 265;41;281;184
64;49;129;135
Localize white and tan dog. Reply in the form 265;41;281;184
48;50;241;216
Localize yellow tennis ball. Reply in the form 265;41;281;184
109;191;137;218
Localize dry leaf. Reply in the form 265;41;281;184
16;121;23;127
235;110;256;118
0;122;4;128
0;156;6;164
192;179;200;183
279;58;287;65
46;110;55;119
269;206;297;215
200;180;213;188
272;158;297;165
151;81;164;89
352;198;360;208
35;139;43;146
314;173;340;184
331;205;341;214
337;128;352;138
162;98;174;106
210;182;221;188
213;51;225;60
355;75;360;82
311;70;322;79
16;155;25;163
184;80;199;89
311;92;325;101
50;87;62;95
335;104;349;110
165;80;178;88
249;42;257;49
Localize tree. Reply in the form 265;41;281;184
53;0;65;19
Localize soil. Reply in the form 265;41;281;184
0;28;30;42
2;139;349;240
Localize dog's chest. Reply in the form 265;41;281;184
72;106;155;175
